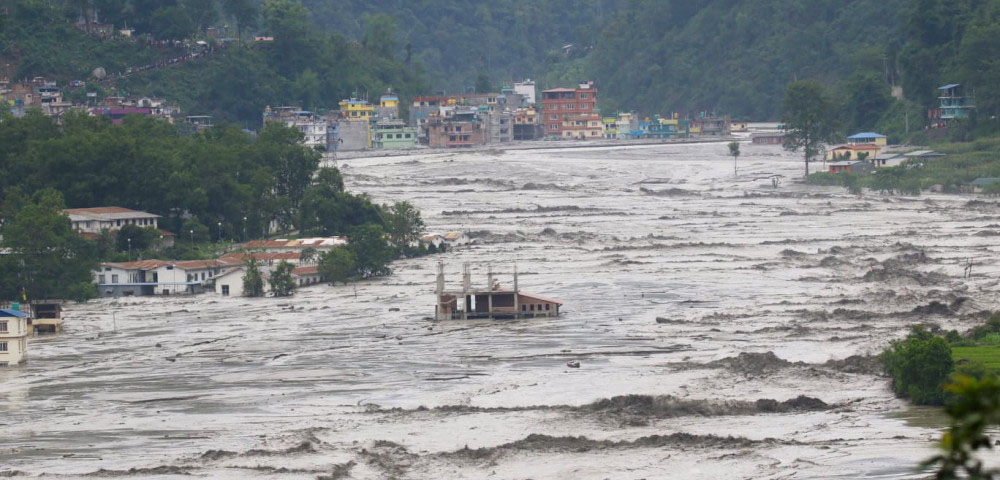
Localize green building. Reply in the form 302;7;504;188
371;120;418;149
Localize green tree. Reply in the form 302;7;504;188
318;246;355;285
783;80;837;177
881;325;955;405
115;224;157;252
362;13;398;58
242;256;264;297
182;0;219;34
299;246;317;264
383;201;424;249
925;376;1000;479
842;72;892;132
268;260;296;296
181;217;210;243
222;0;257;44
348;224;393;278
475;73;491;94
0;188;97;302
728;141;740;175
150;6;196;40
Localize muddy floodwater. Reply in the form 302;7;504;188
4;142;998;479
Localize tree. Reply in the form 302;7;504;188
318;246;355;285
149;6;196;40
842;72;892;132
728;141;740;175
242;256;264;297
925;376;1000;479
0;188;97;302
362;13;398;58
222;0;256;44
347;224;393;278
268;260;295;296
299;246;317;264
475;73;491;94
881;325;954;405
181;217;210;243
383;201;424;249
182;0;219;34
783;80;838;177
115;224;157;252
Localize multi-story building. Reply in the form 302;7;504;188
541;81;597;137
65;207;161;233
602;117;618;139
616;112;639;139
339;97;375;122
929;84;975;128
262;106;328;149
376;91;399;120
514;80;537;105
372;119;419;149
561;113;603;140
0;308;29;366
513;106;541;140
424;108;486;148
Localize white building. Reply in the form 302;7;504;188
0;309;29;366
65;206;160;234
95;259;236;297
263;106;329;150
420;231;471;249
514;80;536;105
214;264;321;296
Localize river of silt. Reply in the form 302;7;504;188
3;141;1000;479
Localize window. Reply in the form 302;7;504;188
221;285;229;296
530;304;535;311
98;275;106;284
116;220;122;227
0;341;7;352
111;274;119;283
548;104;556;110
396;134;402;139
550;115;558;120
579;93;588;99
581;104;589;109
545;304;551;310
521;304;526;311
0;321;7;332
201;272;206;280
449;135;457;142
550;125;557;130
405;134;411;139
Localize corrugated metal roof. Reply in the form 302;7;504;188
938;84;960;90
847;132;886;139
0;309;28;317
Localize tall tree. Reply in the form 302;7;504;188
222;0;257;44
362;13;398;58
242;256;264;297
182;0;220;34
268;260;295;296
318;246;355;285
383;201;424;249
783;80;837;177
728;141;740;175
0;188;97;302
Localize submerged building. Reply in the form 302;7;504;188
434;263;563;320
0;308;29;366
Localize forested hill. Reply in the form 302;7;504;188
294;0;907;119
576;0;907;119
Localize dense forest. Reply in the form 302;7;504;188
5;0;1000;130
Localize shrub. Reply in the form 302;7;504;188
881;325;955;405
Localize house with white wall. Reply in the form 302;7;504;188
0;309;29;366
65;206;175;247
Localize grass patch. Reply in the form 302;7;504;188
952;346;1000;375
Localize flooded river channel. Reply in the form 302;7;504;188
3;142;998;478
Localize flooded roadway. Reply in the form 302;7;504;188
3;142;999;479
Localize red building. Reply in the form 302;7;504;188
541;81;597;137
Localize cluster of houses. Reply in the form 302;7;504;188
264;80;733;152
63;206;471;299
0;76;212;128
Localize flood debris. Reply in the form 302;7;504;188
84;466;193;476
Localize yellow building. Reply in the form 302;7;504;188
339;98;374;122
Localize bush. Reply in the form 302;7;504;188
881;325;955;405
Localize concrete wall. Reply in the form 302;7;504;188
335;121;371;151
